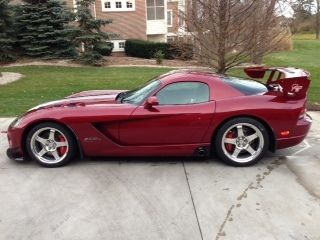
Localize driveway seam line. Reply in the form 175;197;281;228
182;160;204;240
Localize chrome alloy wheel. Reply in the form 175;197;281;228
221;123;264;163
30;127;69;164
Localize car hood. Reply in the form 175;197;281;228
66;90;125;98
28;90;126;112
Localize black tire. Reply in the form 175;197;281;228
214;117;269;167
26;122;77;167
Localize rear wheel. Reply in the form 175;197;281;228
26;122;77;167
214;118;269;167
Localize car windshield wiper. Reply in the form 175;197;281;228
116;91;131;102
121;98;132;104
120;90;139;103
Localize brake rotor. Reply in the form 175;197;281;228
58;135;67;156
225;130;236;152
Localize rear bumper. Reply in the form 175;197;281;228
277;114;312;149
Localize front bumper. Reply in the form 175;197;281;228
6;123;25;161
277;114;312;149
6;148;24;161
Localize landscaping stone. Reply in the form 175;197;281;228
0;72;23;85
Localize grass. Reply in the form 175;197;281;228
0;34;319;116
292;33;319;40
0;66;172;116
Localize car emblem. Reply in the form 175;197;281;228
291;84;303;93
84;137;102;142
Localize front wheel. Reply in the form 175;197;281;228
26;122;77;167
214;118;269;167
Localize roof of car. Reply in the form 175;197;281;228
158;69;221;82
164;67;310;80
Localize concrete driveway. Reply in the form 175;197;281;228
0;113;319;240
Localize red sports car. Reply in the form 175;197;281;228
6;67;312;167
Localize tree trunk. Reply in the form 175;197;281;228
316;0;320;40
252;54;264;65
217;0;228;73
251;1;263;64
252;0;277;64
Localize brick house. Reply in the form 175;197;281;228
68;0;187;52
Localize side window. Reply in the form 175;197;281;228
156;82;210;105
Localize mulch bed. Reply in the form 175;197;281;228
0;56;204;68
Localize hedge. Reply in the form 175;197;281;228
168;41;194;60
125;39;193;60
125;39;170;59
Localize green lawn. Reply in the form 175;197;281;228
0;66;172;116
0;35;319;116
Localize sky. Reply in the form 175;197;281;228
280;0;320;17
278;1;294;18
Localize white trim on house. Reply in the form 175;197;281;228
101;0;136;12
93;3;97;19
167;32;177;37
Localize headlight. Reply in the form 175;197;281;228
9;117;23;128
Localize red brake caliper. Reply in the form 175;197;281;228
225;131;236;152
58;135;67;156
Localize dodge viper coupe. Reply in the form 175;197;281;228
6;67;312;167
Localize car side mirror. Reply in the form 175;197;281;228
145;96;159;109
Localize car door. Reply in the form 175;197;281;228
119;81;215;145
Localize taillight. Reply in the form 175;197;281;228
299;107;307;119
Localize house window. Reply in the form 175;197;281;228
147;0;165;20
179;10;185;28
115;1;122;8
73;0;81;11
110;40;126;52
126;1;133;8
105;1;111;8
167;36;175;43
102;0;135;12
167;10;172;26
119;42;125;49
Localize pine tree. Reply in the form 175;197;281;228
15;0;76;59
73;0;112;65
0;0;16;63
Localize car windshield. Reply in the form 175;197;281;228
117;80;161;105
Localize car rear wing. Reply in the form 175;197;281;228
244;67;311;98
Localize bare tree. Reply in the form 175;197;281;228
251;0;288;64
184;0;290;73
